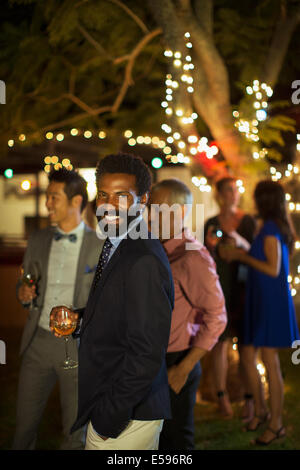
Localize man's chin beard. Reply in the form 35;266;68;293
97;213;141;238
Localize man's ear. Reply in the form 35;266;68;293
182;203;192;220
71;194;83;210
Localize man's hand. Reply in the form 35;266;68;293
18;284;37;304
168;364;190;395
220;245;246;263
205;225;220;250
49;306;79;338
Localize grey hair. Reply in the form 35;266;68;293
151;178;193;205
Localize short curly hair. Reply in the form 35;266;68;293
95;152;152;196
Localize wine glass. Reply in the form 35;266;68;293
20;262;39;309
52;305;78;370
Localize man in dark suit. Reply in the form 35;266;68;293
12;168;103;450
52;153;174;450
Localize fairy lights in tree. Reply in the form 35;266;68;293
233;79;273;161
268;134;300;297
162;32;219;166
162;32;223;193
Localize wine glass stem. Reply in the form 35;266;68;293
64;336;71;364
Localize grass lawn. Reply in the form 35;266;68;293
195;348;300;450
1;328;300;451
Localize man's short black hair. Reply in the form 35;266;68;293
95;152;152;196
48;168;88;212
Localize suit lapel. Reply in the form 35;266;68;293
38;228;55;304
75;226;94;287
81;239;124;332
73;225;104;307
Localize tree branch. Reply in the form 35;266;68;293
27;29;162;136
179;0;230;105
192;0;213;36
111;28;162;112
113;54;131;65
260;5;300;86
147;0;185;50
108;0;149;34
32;106;112;137
77;23;113;60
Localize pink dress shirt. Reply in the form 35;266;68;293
163;229;227;353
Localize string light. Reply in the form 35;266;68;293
234;79;273;158
268;136;300;297
21;179;31;191
191;176;211;192
124;130;133;138
43;155;73;173
160;32;221;175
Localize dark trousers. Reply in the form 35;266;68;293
12;328;84;450
159;350;202;450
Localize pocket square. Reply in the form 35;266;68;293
84;264;97;274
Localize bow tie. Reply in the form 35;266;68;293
54;232;77;242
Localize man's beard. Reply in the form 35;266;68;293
96;206;142;239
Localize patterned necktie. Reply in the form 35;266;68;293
54;232;77;242
93;238;113;290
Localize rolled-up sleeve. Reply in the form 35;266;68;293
180;248;227;351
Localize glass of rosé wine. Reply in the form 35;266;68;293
52;305;78;369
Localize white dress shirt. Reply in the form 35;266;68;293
38;221;85;331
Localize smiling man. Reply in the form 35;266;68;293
13;168;103;450
95;171;146;240
70;153;174;450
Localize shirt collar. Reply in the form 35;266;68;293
163;228;193;255
109;214;143;249
56;220;85;237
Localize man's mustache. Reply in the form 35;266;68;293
101;209;121;217
96;205;122;219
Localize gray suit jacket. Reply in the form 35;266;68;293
18;224;104;355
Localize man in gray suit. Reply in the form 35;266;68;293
12;168;103;450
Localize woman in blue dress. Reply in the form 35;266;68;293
225;180;299;445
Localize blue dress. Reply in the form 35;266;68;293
244;220;300;347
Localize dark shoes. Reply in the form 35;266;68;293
245;411;269;432
255;426;286;446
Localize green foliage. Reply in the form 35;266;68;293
259;115;296;147
0;0;299;171
0;0;165;149
215;5;273;87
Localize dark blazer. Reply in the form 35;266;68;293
71;232;174;439
18;224;104;355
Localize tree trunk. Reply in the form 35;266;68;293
148;0;250;178
260;4;300;86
